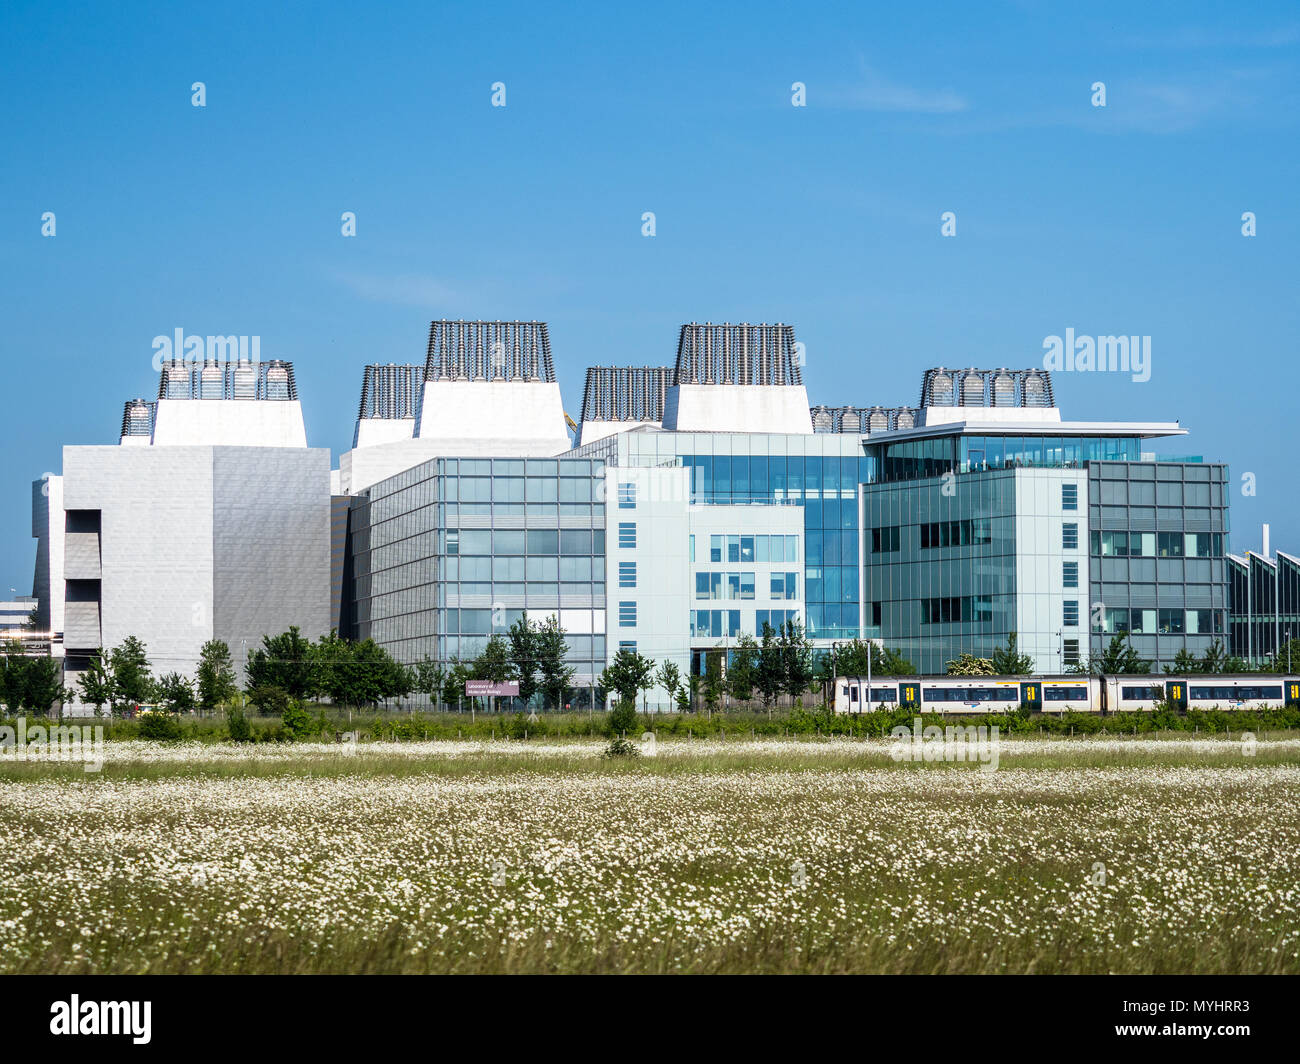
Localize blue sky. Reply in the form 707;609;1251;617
1;0;1297;596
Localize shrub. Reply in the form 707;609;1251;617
602;737;641;759
607;700;638;738
248;685;290;717
281;700;316;741
227;706;252;743
137;709;182;741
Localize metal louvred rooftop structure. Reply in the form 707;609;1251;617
919;367;1056;409
672;322;802;386
424;320;556;383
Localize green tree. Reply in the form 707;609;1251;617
536;616;574;710
1088;634;1153;675
109;636;153;714
702;652;725;715
1265;638;1298;674
990;631;1035;675
656;660;682;712
779;620;815;707
413;655;446;710
443;657;473;708
507;613;540;709
77;649;113;715
245;626;316;699
156;672;196;714
728;634;758;703
226;705;252;742
196;639;239;713
832;639;916;677
0;643;28;714
1163;647;1201;675
20;656;68;717
608;699;639;738
248;684;290;717
599;646;656;708
756;623;784;709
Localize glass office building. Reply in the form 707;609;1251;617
332;326;1237;703
345;456;609;697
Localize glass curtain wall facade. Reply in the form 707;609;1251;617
862;469;1018;674
346;456;608;694
1229;552;1300;664
592;431;875;641
1087;461;1229;664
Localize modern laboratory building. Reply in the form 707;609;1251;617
32;319;1236;710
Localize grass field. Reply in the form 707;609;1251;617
2;735;1298;974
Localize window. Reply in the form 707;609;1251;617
1062;522;1078;550
1062;561;1079;588
771;572;798;600
871;525;901;553
710;535;722;563
618;640;637;652
1062;483;1078;510
617;482;636;509
1063;600;1079;627
618;522;636;549
618;562;636;588
1157;532;1184;558
920;519;992;549
1158;608;1185;634
1062;640;1080;666
618;601;637;627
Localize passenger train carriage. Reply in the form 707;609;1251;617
833;675;1300;715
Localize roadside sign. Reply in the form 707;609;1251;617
465;681;519;697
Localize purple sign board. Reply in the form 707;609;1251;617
465;680;520;697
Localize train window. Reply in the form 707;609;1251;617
923;687;1018;702
849;686;859;702
1121;686;1159;700
1043;686;1088;701
1188;686;1283;701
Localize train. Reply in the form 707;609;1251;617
832;674;1300;715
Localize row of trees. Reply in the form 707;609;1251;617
0;641;69;715
941;632;1267;678
600;620;849;716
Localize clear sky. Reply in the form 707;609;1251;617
1;0;1297;596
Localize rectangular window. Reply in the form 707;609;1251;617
618;640;637;651
618;522;636;549
1157;532;1185;558
710;534;722;563
618;562;636;588
618;600;637;628
695;572;709;600
1062;522;1078;550
1062;483;1078;511
740;572;755;600
1063;600;1079;627
1158;608;1185;634
1062;561;1079;588
871;526;900;553
1062;639;1080;666
617;482;636;509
